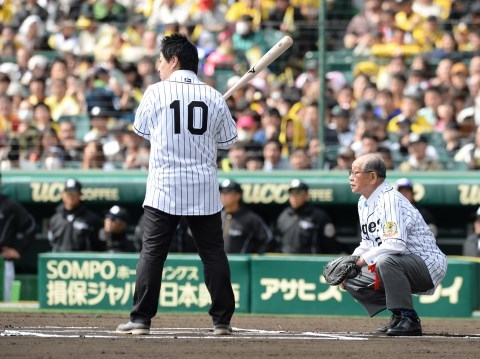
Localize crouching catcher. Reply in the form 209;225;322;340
337;154;447;336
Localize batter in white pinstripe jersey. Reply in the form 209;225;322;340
343;153;447;337
133;66;237;215
117;34;236;336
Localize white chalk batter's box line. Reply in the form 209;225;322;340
2;327;480;340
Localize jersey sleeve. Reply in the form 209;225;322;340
133;86;154;140
215;101;237;150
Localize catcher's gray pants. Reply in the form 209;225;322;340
344;254;433;317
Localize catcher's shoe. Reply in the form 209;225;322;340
213;324;233;335
386;317;422;336
376;315;401;334
116;321;150;335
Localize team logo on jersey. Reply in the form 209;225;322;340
184;78;192;83
383;221;398;238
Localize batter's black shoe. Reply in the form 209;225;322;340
214;324;233;335
386;317;422;336
116;321;150;335
376;315;401;334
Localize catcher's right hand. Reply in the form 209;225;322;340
322;255;361;286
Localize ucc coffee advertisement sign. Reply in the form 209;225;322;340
2;170;480;206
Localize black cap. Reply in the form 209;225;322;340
105;205;129;222
90;106;111;118
219;179;243;193
64;178;82;192
288;179;309;193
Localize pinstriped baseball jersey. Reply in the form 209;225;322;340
133;70;238;215
353;181;447;295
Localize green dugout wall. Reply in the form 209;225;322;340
2;169;479;260
36;254;479;317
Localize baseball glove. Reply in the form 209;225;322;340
322;255;361;286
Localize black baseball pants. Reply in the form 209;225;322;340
130;206;235;326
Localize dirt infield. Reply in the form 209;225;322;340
1;312;479;358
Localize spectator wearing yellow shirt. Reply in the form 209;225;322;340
387;93;432;135
44;79;81;122
412;15;444;52
395;0;422;34
371;27;422;58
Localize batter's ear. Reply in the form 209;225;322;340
170;56;180;69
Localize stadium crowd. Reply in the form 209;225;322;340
0;0;479;172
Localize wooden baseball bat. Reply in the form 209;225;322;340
222;36;293;100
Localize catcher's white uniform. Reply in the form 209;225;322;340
353;181;447;294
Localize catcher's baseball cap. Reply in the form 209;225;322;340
219;179;243;194
396;178;413;190
106;205;129;223
63;178;82;193
288;179;309;193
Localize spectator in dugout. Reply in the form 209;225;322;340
219;179;273;254
99;205;136;253
274;179;342;254
48;178;105;252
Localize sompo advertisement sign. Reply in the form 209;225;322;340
38;253;250;312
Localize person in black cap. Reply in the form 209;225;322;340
100;205;136;253
48;178;104;252
219;179;273;254
463;207;480;257
396;178;437;237
274;179;342;254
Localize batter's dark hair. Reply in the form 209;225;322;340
160;33;199;74
363;154;387;179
